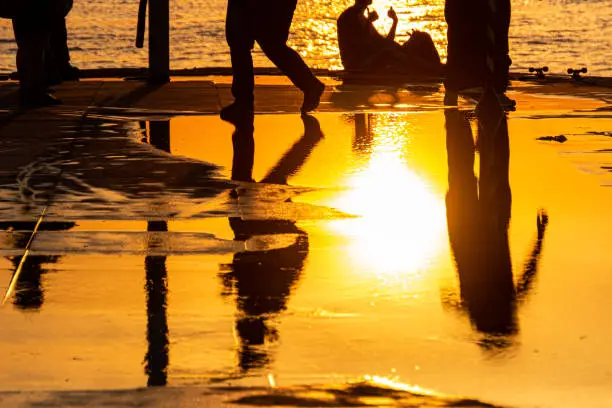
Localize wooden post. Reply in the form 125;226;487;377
149;0;170;84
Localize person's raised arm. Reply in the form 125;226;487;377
386;7;398;41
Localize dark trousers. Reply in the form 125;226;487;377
489;0;511;93
46;0;73;83
12;0;71;97
225;0;320;107
445;0;510;93
48;18;71;69
12;15;50;98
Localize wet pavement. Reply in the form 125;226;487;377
1;79;612;408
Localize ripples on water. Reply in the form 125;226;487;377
0;0;611;75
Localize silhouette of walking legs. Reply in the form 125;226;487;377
254;0;322;101
225;0;256;111
223;0;324;121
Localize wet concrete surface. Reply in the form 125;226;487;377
1;79;612;408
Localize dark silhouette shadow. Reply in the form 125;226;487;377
220;114;321;373
444;88;548;349
142;124;170;386
261;114;324;184
0;221;75;311
230;121;255;183
144;221;169;387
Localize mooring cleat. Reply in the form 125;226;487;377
529;66;548;80
567;67;587;80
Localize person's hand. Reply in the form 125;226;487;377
366;9;379;23
387;7;398;22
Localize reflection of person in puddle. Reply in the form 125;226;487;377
444;90;548;349
220;114;322;372
1;221;75;310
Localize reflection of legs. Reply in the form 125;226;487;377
475;95;515;335
12;257;47;310
231;126;255;182
445;107;516;338
144;221;169;387
445;109;478;233
261;114;323;184
477;92;511;221
144;255;169;386
226;0;255;108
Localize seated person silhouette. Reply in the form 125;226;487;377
337;0;442;78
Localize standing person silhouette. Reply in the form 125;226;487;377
444;0;513;107
222;0;325;122
8;0;74;108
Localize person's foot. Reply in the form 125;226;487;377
220;102;254;128
19;92;62;110
61;64;81;81
301;81;325;113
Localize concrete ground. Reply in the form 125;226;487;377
1;75;611;408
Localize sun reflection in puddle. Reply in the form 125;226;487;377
327;113;446;281
365;374;436;396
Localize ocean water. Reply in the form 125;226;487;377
1;0;611;76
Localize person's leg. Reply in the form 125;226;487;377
45;0;77;84
444;0;487;91
226;0;256;109
51;18;72;70
45;18;64;86
253;0;323;111
12;17;49;105
492;0;511;94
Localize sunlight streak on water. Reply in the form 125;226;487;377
328;113;446;278
365;374;436;396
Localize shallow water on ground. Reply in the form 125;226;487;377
1;108;612;407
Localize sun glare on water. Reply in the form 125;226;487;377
328;114;446;281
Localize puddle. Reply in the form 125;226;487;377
1;109;612;408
